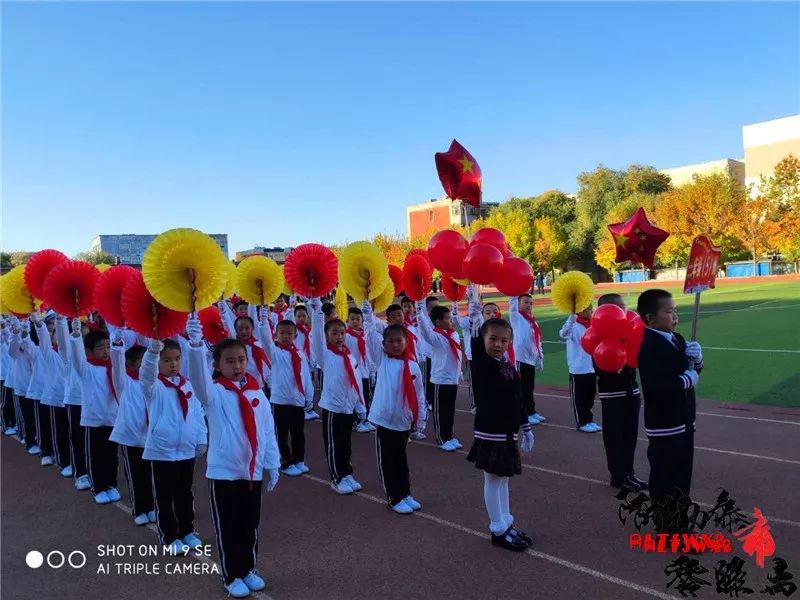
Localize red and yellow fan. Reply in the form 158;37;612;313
122;270;188;339
1;266;35;316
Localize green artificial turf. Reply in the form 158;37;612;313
480;280;800;408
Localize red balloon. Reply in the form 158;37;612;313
441;274;466;302
580;327;603;355
590;304;628;340
607;207;670;269
470;227;509;256
495;256;533;296
427;230;469;275
624;310;645;367
434;139;482;208
462;243;504;285
593;340;627;373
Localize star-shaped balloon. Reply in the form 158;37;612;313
434;139;482;208
607;207;669;268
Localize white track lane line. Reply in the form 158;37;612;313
112;500;276;600
300;474;680;600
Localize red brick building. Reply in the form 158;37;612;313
406;197;496;239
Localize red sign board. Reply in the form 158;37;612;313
684;235;722;294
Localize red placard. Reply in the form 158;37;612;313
684;235;722;294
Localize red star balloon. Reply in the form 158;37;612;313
434;139;482;208
607;207;669;269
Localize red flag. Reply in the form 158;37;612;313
435;139;482;208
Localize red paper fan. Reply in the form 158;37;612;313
41;260;99;318
94;265;138;327
121;271;188;339
388;264;403;295
407;249;428;262
198;306;230;345
441;274;466;302
24;249;68;299
402;254;433;302
283;243;338;298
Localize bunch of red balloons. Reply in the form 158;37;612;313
427;227;533;296
580;304;646;372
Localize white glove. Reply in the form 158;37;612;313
195;444;207;457
30;312;40;325
111;327;125;346
535;354;544;372
521;430;534;453
567;314;577;324
149;338;165;353
307;297;322;313
258;306;269;323
289;295;298;307
685;341;703;362
71;318;82;336
415;418;427;433
361;299;373;316
683;369;700;388
266;468;280;492
186;317;203;345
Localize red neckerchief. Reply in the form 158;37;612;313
519;311;542;352
576;315;591;328
387;353;418;424
216;374;261;483
52;342;58;352
87;356;117;402
507;344;516;365
326;343;364;404
241;336;271;371
126;369;140;380
346;327;367;362
404;327;418;361
276;342;305;396
274;307;288;321
158;374;191;420
433;327;462;361
404;313;417;327
295;323;312;359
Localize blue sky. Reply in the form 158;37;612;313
3;2;798;257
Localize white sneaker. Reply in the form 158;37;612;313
243;571;266;591
343;475;362;491
439;440;457;452
590;422;602;432
41;455;54;466
168;540;190;556
75;475;91;491
391;500;414;515
331;480;354;495
107;487;122;502
450;438;463;449
304;410;320;421
403;496;421;511
294;462;310;474
281;464;302;477
355;421;373;433
225;578;251;598
3;426;17;436
409;431;426;441
182;533;202;549
94;491;111;505
134;514;149;526
579;423;598;433
528;414;542;425
27;445;41;455
60;465;73;477
147;511;157;523
470;407;477;415
532;412;547;422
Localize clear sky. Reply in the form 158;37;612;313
2;1;798;257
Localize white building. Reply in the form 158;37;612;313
91;233;229;265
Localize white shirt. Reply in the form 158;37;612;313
345;329;371;379
69;335;119;427
509;297;544;367
109;345;148;447
415;302;463;385
36;324;67;408
262;334;314;408
9;336;33;395
311;307;365;416
25;341;49;401
558;317;594;375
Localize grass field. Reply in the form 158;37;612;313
483;279;800;408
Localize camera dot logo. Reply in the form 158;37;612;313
25;551;44;569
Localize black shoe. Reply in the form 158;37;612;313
610;477;626;489
491;527;528;552
508;525;532;546
611;476;641;493
627;475;648;490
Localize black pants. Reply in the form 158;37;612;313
465;361;475;409
151;458;196;544
208;479;263;585
361;378;374;413
49;406;71;470
431;383;457;445
1;382;15;429
424;358;433;407
569;373;596;427
86;425;119;494
376;426;411;506
322;409;354;484
19;396;38;449
67;404;87;478
272;404;305;467
36;400;53;457
601;393;640;482
121;445;154;516
518;362;537;417
647;430;694;532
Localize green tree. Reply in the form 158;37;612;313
571;165;626;252
75;250;116;265
623;164;672;196
759;154;800;211
9;251;34;266
0;253;12;270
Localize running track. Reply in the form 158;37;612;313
3;385;799;600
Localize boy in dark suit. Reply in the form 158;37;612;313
636;289;704;532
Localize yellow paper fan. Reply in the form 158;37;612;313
223;261;237;299
142;228;229;312
96;264;113;273
338;241;389;304
551;271;594;314
334;285;349;322
1;266;35;315
371;280;395;314
282;267;293;297
235;256;283;306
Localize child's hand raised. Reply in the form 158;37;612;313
521;430;534;453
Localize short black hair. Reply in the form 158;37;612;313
637;289;672;320
125;345;146;367
234;316;255;329
276;319;296;332
481;317;513;339
386;304;403;317
518;293;532;299
233;300;248;310
324;318;346;335
276;294;289;302
348;307;363;317
429;305;450;325
425;296;439;308
294;305;309;316
400;296;414;306
383;323;407;340
84;330;110;351
213;339;246;363
598;293;623;306
161;339;181;353
322;302;337;317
